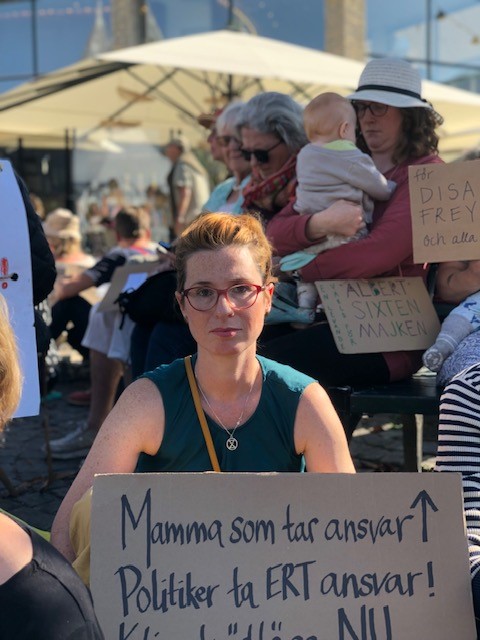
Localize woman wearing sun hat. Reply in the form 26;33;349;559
262;58;444;387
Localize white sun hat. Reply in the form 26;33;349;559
348;58;432;110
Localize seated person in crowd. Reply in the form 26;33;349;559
0;296;104;639
431;260;480;387
279;92;394;316
435;362;480;635
47;207;159;460
14;174;56;361
423;289;480;373
44;208;96;363
262;58;444;387
50;212;355;577
203;101;251;214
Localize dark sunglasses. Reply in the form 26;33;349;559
352;101;389;118
217;135;241;148
240;139;283;164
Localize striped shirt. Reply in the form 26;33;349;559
436;362;480;592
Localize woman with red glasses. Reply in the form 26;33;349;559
51;213;355;573
261;58;444;387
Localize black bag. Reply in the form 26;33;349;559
116;270;182;327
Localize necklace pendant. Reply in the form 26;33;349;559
226;436;238;451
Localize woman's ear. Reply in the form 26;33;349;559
264;282;275;314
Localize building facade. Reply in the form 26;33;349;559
1;0;479;206
1;0;480;92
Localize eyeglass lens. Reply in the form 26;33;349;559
240;139;283;164
353;102;389;118
185;284;261;310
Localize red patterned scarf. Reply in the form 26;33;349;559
242;155;297;219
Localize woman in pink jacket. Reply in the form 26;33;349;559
261;58;444;387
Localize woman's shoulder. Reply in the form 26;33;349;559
411;154;444;166
207;177;236;197
386;154;443;185
258;355;316;391
141;357;188;385
203;178;233;212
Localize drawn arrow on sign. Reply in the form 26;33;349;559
410;490;439;542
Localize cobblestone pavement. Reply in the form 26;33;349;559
0;364;439;532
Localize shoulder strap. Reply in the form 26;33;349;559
184;356;221;472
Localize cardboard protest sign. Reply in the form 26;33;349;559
98;260;161;312
409;160;480;263
315;277;440;354
91;473;475;640
0;160;39;417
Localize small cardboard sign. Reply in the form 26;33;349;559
98;260;161;312
315;277;440;354
409;160;480;263
90;473;475;640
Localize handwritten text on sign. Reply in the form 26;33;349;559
409;160;480;263
315;277;440;354
90;473;475;640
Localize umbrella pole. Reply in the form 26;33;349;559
64;129;74;211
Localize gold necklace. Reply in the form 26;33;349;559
197;375;256;451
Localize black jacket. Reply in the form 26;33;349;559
16;175;56;305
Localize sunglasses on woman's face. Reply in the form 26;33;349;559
240;139;283;164
352;101;389;118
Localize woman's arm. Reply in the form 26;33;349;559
50;378;163;561
299;172;416;282
266;200;363;256
436;261;480;304
294;383;356;473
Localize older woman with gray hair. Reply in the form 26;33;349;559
202;101;251;214
237;92;307;219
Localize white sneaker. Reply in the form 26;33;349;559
47;422;97;459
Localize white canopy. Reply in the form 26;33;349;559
0;30;479;158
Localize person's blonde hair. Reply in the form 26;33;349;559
175;212;273;293
48;236;82;259
0;296;22;428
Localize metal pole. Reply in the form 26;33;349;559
31;0;39;77
227;0;234;28
64;129;74;211
139;0;147;43
426;0;432;80
17;138;25;177
226;0;235;98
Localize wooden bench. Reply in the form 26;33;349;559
328;373;442;472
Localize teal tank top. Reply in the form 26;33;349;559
136;355;315;473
